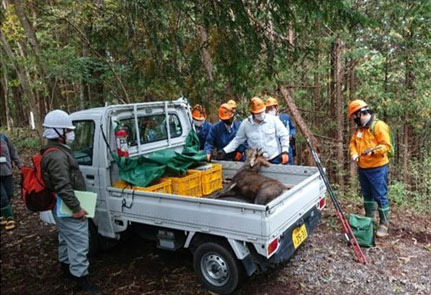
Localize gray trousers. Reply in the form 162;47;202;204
52;204;89;277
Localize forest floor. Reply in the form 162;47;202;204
2;190;430;295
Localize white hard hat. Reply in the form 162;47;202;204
43;110;75;129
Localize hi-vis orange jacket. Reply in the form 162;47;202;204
349;117;392;169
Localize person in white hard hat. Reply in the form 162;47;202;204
40;110;99;293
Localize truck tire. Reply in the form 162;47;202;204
88;220;119;256
193;242;242;294
88;220;100;256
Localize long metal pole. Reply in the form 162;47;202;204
306;138;368;264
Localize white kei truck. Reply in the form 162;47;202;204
67;98;326;294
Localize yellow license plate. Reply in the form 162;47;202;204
292;224;308;249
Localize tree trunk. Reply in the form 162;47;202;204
288;23;294;48
348;59;357;181
12;0;64;108
402;118;409;184
329;43;336;119
12;87;26;127
333;37;344;190
1;56;11;129
0;28;40;130
313;48;320;129
199;25;214;82
279;86;319;166
403;27;414;184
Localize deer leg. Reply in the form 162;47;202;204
216;189;238;199
214;182;237;199
254;190;268;205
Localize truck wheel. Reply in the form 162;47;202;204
193;242;242;294
88;220;119;256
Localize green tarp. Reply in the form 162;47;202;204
113;131;206;187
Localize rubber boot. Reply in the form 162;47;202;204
1;204;14;219
5;218;15;230
364;200;376;221
0;216;6;226
74;275;100;294
1;205;15;230
376;205;390;238
61;263;73;279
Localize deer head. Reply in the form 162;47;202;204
246;148;271;168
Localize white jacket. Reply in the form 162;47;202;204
223;114;290;160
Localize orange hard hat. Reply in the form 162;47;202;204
249;97;266;113
265;97;278;107
227;100;237;109
192;104;206;120
348;100;368;118
218;103;234;120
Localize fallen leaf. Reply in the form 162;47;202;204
398;256;411;263
111;270;123;277
391;239;400;245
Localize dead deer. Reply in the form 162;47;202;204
217;149;288;205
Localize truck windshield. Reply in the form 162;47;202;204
120;113;182;146
71;120;95;166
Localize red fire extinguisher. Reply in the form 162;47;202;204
115;126;129;157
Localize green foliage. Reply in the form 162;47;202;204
14;137;40;151
0;128;41;153
388;181;407;206
406;151;431;213
1;0;430;204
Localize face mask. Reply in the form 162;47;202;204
193;119;204;127
353;116;361;126
65;131;75;145
267;109;277;116
254;112;266;122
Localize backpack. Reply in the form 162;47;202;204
370;119;395;158
21;148;59;212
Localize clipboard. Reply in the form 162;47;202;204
56;190;97;218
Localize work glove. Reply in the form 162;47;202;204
351;154;359;162
206;154;211;162
216;149;226;160
281;152;289;165
363;149;374;156
234;152;242;161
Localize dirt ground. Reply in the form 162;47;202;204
2;191;430;295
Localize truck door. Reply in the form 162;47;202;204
70;119;100;195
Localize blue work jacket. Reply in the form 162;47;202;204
279;113;296;164
204;120;246;158
279;113;296;137
196;121;212;150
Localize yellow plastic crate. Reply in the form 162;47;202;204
113;179;172;194
190;164;222;195
163;170;202;197
113;180;132;189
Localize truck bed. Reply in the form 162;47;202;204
107;162;325;249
